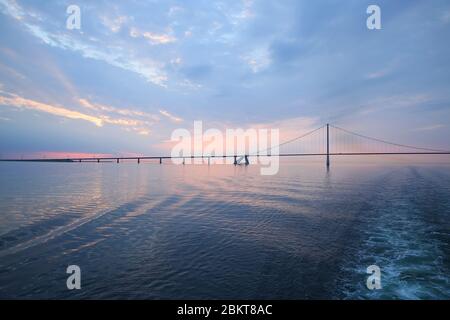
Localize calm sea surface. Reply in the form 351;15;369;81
0;158;449;299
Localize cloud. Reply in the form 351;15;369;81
414;124;445;132
359;94;433;115
143;31;176;45
159;109;183;123
0;92;104;126
129;27;177;45
29;25;168;86
101;15;129;33
235;0;254;20
0;0;24;20
135;128;150;135
129;27;140;38
168;6;183;17
177;79;203;90
241;47;271;73
78;98;160;135
0;0;168;87
0;61;26;79
78;98;159;121
170;57;182;65
365;68;391;80
0;92;159;135
226;0;255;25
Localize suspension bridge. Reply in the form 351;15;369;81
1;124;449;167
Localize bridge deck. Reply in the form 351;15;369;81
1;152;450;163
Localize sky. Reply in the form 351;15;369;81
0;0;449;158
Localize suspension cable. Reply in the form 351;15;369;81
252;125;325;155
330;124;449;153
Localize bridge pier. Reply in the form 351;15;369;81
245;155;249;165
97;159;100;163
159;157;162;164
233;156;237;165
137;158;140;164
117;158;119;164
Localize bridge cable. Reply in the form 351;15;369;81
252;125;326;156
330;124;449;153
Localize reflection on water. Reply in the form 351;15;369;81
0;158;449;299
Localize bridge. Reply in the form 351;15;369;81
1;124;449;167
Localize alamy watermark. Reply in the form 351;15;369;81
66;265;81;290
170;121;280;175
367;5;381;30
366;265;382;290
66;5;81;30
64;4;380;32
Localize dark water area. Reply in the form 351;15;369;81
0;158;449;299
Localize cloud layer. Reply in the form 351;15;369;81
0;0;450;156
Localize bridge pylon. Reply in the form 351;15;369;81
326;123;330;168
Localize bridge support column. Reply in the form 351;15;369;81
159;157;162;164
245;155;249;165
233;156;237;165
117;158;119;164
97;159;100;163
326;123;330;168
137;158;140;164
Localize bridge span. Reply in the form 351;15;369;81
1;124;449;167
